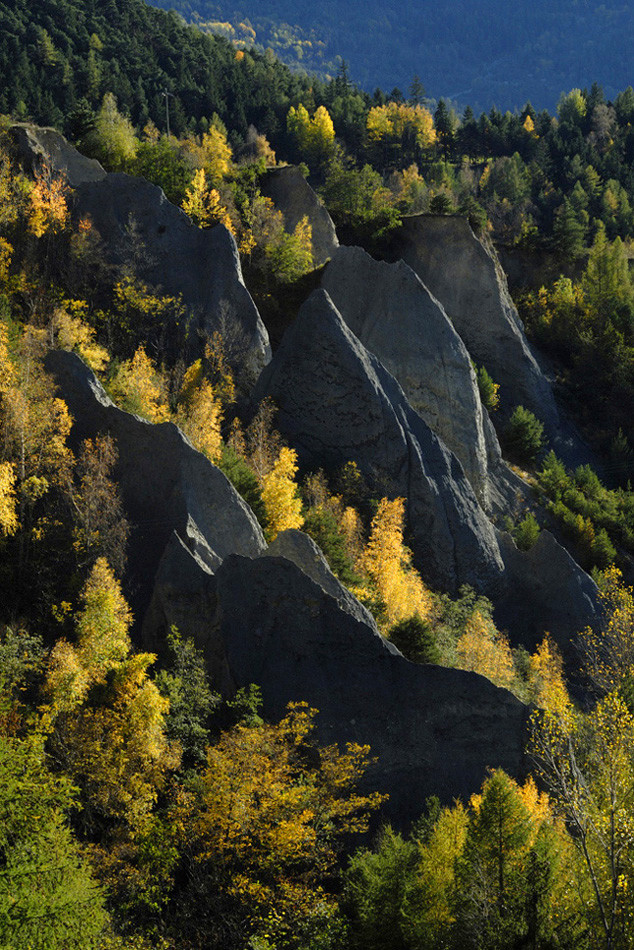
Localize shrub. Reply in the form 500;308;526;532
503;405;545;463
513;512;541;550
475;365;500;411
387;615;440;664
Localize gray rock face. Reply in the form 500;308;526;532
260;165;339;267
45;350;266;620
265;528;380;632
253;288;505;593
251;289;599;644
213;554;529;820
495;529;599;656
71;173;271;383
391;215;559;428
144;542;528;822
10;123;107;187
322;246;497;504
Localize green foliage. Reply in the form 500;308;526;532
343;770;586;950
218;443;269;532
344;826;418;950
155;627;218;771
387;615;440;664
0;625;44;702
302;506;361;587
0;735;108;949
429;192;454;214
128;138;192;205
82;94;138;172
512;512;541;550
535;453;628;570
475;365;499;411
503;405;545;464
320;162;401;248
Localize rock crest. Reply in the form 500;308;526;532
260;165;339;267
322;245;496;503
391;214;559;427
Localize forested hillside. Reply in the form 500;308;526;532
146;0;634;111
4;0;634;948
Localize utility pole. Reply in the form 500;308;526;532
162;89;174;137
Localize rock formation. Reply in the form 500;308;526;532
251;289;598;643
211;553;529;821
11;123;271;385
322;245;496;504
46;348;530;824
45;349;266;621
144;540;529;823
390;214;559;429
265;528;379;631
495;529;599;657
9;122;107;187
260;165;339;267
72;173;271;382
253;288;506;593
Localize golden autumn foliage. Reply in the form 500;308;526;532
176;377;223;463
27;163;69;238
367;102;437;150
0;460;18;537
180;126;233;184
108;347;169;423
0;323;74;519
578;565;634;695
181;168;235;233
341;504;365;566
110;276;185;351
0;321;14;396
523;114;536;135
530;691;634;949
261;446;304;541
177;358;204;408
361;497;432;631
172;702;385;946
204;331;235;407
405;802;469;943
287;104;335;166
456;608;515;690
528;635;571;716
46;559;178;834
52;302;109;373
0;237;12;285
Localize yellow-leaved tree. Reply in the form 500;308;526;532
51;301;109;373
107;346;169;423
527;634;571;716
27;162;69;238
181;168;235;232
261;446;304;541
530;691;634;950
455;608;516;690
176;367;223;463
367;102;436;168
0;460;18;537
171;701;385;950
287;104;335;167
180;125;233;184
46;558;179;835
578;565;634;696
360;496;432;632
0;322;73;568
